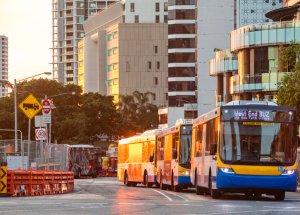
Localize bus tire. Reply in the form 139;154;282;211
209;172;220;199
124;171;130;186
195;170;204;195
160;172;166;190
171;173;181;192
144;171;152;188
274;191;285;201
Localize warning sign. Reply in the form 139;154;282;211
0;165;7;194
18;94;42;119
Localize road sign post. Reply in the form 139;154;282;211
19;94;42;170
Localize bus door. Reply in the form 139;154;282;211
203;118;218;189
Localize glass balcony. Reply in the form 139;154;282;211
230;72;290;94
210;50;238;76
231;21;300;51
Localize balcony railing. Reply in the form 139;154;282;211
231;21;300;51
230;72;289;93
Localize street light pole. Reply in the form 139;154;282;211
14;79;18;152
13;72;51;165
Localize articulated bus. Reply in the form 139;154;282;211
118;129;160;187
191;101;298;200
157;120;192;191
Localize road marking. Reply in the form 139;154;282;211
187;209;300;215
151;189;173;201
165;190;189;202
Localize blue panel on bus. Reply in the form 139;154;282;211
216;171;297;191
178;176;190;185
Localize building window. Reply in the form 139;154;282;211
148;61;152;70
157;61;160;70
130;3;135;12
164;2;168;11
153;93;156;101
122;15;126;23
156;2;160;12
154;46;158;54
165;93;168;100
156;15;160;23
126;61;130;72
135;15;139;23
164;15;168;23
154;77;158;85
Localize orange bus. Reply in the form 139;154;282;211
157;120;192;191
118;129;160;187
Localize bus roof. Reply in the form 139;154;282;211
225;100;278;106
157;123;191;138
119;129;161;145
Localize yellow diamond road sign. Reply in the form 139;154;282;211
18;94;42;119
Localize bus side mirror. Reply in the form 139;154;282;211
172;149;177;159
210;143;217;155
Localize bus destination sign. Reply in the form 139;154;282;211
233;110;272;121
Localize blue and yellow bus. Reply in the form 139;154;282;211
191;101;298;200
157;120;192;191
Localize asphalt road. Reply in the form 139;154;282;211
0;177;300;215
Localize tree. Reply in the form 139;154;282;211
0;78;121;144
277;44;300;122
118;91;158;137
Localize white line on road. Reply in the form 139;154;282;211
151;189;173;201
165;190;189;202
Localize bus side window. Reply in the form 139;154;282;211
195;125;203;157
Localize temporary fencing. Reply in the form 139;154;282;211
6;170;74;196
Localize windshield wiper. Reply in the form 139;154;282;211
259;154;283;165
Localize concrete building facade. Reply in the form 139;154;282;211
52;0;119;85
81;0;168;106
0;35;8;97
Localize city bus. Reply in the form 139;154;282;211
191;101;298;201
157;120;192;192
117;129;160;187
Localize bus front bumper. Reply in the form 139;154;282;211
216;171;298;192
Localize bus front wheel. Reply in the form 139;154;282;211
274;191;285;201
209;174;220;199
160;172;167;190
144;171;152;188
124;172;130;186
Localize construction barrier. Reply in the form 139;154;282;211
6;170;74;197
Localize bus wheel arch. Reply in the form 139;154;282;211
209;168;220;199
143;170;152;188
124;170;130;186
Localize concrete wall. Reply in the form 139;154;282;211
197;0;234;115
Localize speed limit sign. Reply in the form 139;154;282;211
35;128;47;140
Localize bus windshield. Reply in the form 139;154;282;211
180;125;192;167
220;121;297;165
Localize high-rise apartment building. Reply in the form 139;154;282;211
166;0;197;127
0;35;8;97
80;0;168;106
236;0;284;28
52;0;119;84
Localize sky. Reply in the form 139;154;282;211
0;0;52;82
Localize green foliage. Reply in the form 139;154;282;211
277;44;300;122
0;79;159;143
118;91;158;137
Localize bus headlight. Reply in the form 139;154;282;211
281;169;296;175
219;167;235;174
179;170;190;176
